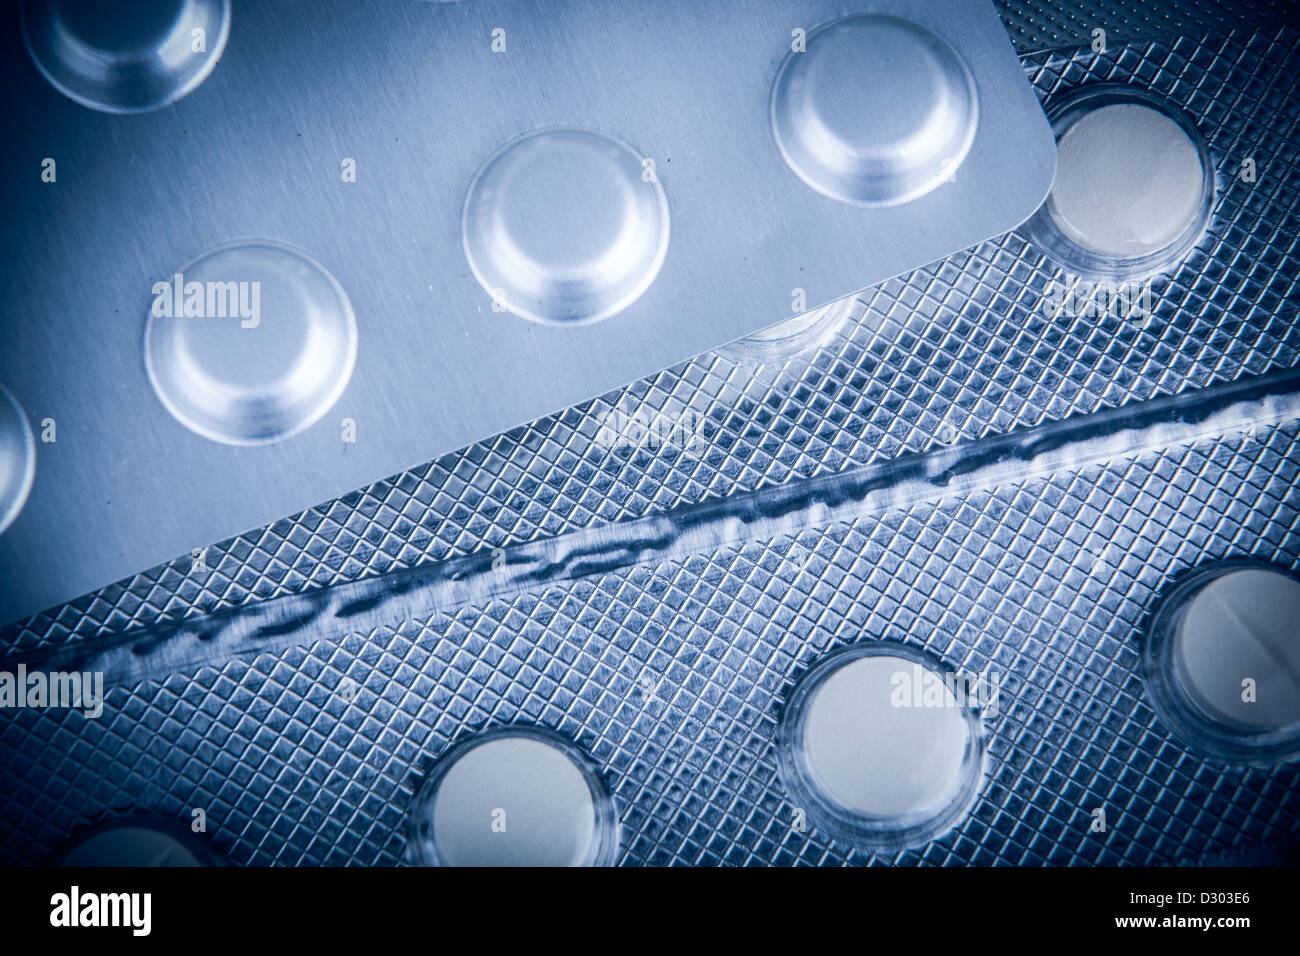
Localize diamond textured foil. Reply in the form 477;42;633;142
2;16;1299;865
994;0;1292;53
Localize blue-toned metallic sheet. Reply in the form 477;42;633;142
2;7;1298;866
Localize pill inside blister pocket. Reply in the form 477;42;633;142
55;819;216;866
777;644;985;851
462;128;670;326
1173;567;1300;731
1025;84;1214;281
21;0;230;114
1143;560;1300;765
144;240;357;446
406;728;619;867
1052;106;1205;257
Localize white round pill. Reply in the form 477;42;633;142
778;645;984;850
1049;103;1207;258
412;731;617;867
1174;568;1300;731
803;655;970;818
59;824;206;866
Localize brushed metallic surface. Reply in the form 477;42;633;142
0;0;1055;624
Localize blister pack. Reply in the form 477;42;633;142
1;0;1298;867
0;0;1056;622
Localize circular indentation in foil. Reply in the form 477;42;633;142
22;0;231;114
1142;559;1300;765
462;128;670;325
720;297;855;364
145;240;357;446
770;15;978;206
777;643;985;851
0;385;36;537
407;727;619;867
54;818;217;866
1025;85;1213;281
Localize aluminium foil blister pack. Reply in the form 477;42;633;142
0;0;1058;623
2;3;1300;865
